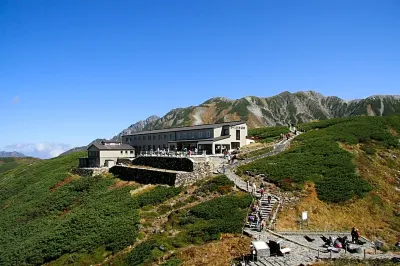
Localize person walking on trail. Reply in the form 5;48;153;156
260;188;264;198
260;219;266;231
252;183;257;195
351;227;356;243
267;195;272;204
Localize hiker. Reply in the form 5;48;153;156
351;227;356;243
260;219;266;231
260;182;265;189
252;183;257;195
260;188;264;198
267;195;272;204
355;228;360;243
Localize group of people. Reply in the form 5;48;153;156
224;150;238;164
248;200;266;231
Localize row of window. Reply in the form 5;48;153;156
125;130;212;143
120;151;134;154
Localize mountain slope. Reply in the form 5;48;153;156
240;115;400;245
115;91;400;135
0;151;26;157
62;91;400;156
0;157;40;174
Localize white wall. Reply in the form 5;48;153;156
99;150;134;167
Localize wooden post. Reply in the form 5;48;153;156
330;250;332;260
364;249;366;259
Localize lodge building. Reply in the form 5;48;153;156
121;121;248;155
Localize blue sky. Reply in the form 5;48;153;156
1;0;399;158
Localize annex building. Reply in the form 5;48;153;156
79;140;135;168
121;121;248;155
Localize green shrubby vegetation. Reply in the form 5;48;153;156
239;116;400;203
134;186;182;207
166;193;252;245
0;157;40;174
248;126;289;142
194;174;234;195
0;152;183;266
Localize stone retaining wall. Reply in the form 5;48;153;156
175;159;213;186
109;166;176;186
71;167;109;177
109;159;213;187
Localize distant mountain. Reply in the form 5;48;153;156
115;91;400;131
113;115;160;140
59;139;107;156
0;151;26;157
62;91;400;155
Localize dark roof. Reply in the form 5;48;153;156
101;140;121;144
167;135;230;143
123;121;246;136
88;143;135;151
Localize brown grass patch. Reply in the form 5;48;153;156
50;175;79;192
130;184;156;196
276;146;400;245
177;234;251;266
108;179;138;190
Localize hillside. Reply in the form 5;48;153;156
239;115;400;245
63;91;400;154
0;151;26;157
0;157;40;174
0;152;251;265
115;91;400;135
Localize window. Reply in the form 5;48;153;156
143;145;146;150
148;145;151;150
164;134;167;140
129;138;132;142
177;132;180;139
130;151;134;154
183;133;186;139
138;136;141;140
148;136;151;140
158;135;161;140
222;127;229;136
198;131;203;138
206;130;211;138
134;136;136;140
236;130;240;140
191;132;194;138
153;135;156;140
125;151;128;154
169;134;172;140
125;138;128;142
120;151;123;154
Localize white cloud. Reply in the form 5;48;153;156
3;143;72;159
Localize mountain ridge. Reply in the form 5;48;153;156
0;151;26;158
61;90;400;155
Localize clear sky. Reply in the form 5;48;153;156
1;0;399;158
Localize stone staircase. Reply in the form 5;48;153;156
257;193;278;221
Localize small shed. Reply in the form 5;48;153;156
252;240;270;259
